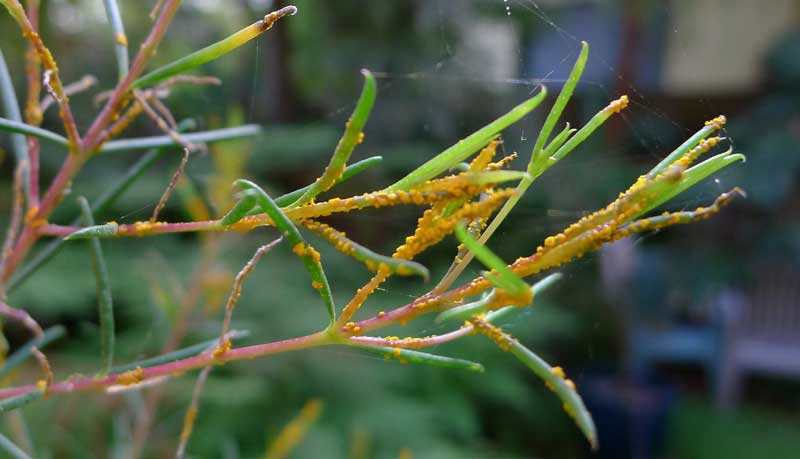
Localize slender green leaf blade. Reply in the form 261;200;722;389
101;0;129;81
355;345;484;372
288;69;377;208
235;179;336;324
100;125;260;153
436;291;495;323
0;390;43;414
64;223;119;240
531;41;588;168
0;49;29;176
454;223;527;297
0;117;69;146
636;151;746;218
386;88;547;191
541;123;575;158
77;196;115;375
506;339;597;449
487;272;563;324
132;6;297;89
303;221;429;280
268;156;383;210
0;432;32;459
221;190;258;226
647;117;727;177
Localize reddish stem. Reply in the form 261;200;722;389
0;331;329;400
81;0;184;151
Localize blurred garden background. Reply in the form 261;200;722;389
1;0;799;458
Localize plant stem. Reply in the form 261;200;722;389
0;331;331;400
82;0;183;151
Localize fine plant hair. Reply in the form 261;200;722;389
0;1;746;456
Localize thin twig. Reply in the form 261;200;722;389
218;238;283;349
133;90;197;152
39;74;97;113
102;100;144;142
174;365;211;459
0;302;43;338
150;97;177;129
149;148;190;222
23;0;42;208
2;0;81;148
0;163;26;296
0;301;53;390
82;0;188;151
149;0;166;20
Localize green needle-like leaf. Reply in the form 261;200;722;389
132;6;297;89
0;390;44;414
77;196;115;375
532;95;628;179
386;87;547;191
541;123;576;159
303;220;429;280
99;124;260;153
64;223;119;240
531;41;588;169
221;189;258;226
436;291;495;323
438;272;563;323
506;338;597;449
0;117;69;147
355;345;484;372
0;49;29;187
256;156;383;212
454;170;530;186
487;272;563;324
648;118;727;177
235;179;336;324
0;432;32;459
101;0;129;81
0;326;65;379
636;150;746;218
454;223;527;297
288;69;377;208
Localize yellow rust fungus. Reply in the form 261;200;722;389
24;206;39;223
550;366;566;379
116;366;144;386
470;318;514;351
605;95;629;114
292;242;322;264
213;339;232;358
705;115;727;130
469;140;500;172
487;153;518;171
36;379;49;396
123;220;165;237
